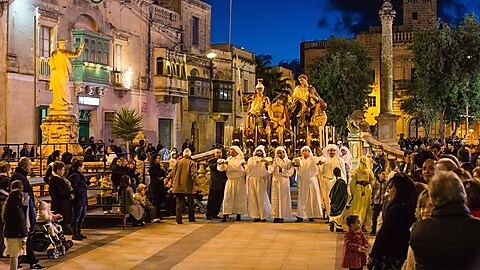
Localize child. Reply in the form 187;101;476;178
370;167;388;236
101;175;114;214
329;167;348;232
3;180;28;270
36;200;63;242
135;183;157;223
342;215;369;270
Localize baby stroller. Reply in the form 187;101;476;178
194;190;206;214
31;218;74;259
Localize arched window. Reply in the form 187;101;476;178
409;118;419;138
190;68;199;77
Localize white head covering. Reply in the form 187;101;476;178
275;146;287;161
230;146;244;159
300;146;312;158
340;146;352;161
254;145;266;157
322;144;341;157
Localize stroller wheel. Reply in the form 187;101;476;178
60;245;66;255
47;248;60;259
64;240;74;250
198;206;206;214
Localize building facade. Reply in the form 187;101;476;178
0;0;222;151
301;0;441;139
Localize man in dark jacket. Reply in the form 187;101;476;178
172;148;197;224
9;157;46;269
206;148;227;220
410;171;480;269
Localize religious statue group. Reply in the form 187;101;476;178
240;74;328;153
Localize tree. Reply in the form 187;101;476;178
255;54;292;99
308;37;374;139
111;107;143;159
407;14;480;141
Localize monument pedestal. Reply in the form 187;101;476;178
347;131;362;170
40;109;83;157
376;114;399;148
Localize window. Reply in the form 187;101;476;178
217;83;233;101
115;44;122;70
243;79;248;93
72;30;111;65
39;26;51;57
156;57;164;75
367;96;376;107
192;16;200;47
412;12;418;20
371;70;376;84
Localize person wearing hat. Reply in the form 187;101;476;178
318;144;346;218
48;39;84;110
218;146;247;222
171;148;198;224
245;78;270;134
246;145;272;222
269;146;295;223
293;146;323;222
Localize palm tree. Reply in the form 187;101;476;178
255;54;292;99
111;107;143;159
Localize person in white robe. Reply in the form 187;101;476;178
246;145;272;222
268;146;294;223
340;146;352;183
293;146;323;222
218;146;247;222
318;144;346;218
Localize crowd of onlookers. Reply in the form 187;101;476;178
341;141;480;270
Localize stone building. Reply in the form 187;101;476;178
301;0;440;138
0;0;238;151
182;44;255;151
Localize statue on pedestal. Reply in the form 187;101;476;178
48;39;84;111
244;79;270;152
40;39;85;157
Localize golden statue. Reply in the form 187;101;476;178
291;74;327;131
245;78;270;134
268;95;289;143
49;39;84;111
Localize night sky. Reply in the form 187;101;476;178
205;0;480;64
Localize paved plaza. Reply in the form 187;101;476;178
0;214;376;270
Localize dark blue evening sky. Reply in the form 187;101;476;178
206;0;480;64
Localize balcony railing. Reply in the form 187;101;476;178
37;57;51;80
112;70;124;88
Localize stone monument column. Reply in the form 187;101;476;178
376;0;399;147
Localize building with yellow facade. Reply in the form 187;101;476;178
301;0;443;139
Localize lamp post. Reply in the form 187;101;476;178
207;51;217;118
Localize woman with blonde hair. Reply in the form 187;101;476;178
350;156;375;232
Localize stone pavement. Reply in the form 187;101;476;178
0;215;377;270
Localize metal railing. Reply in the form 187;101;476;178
37;57;51;80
